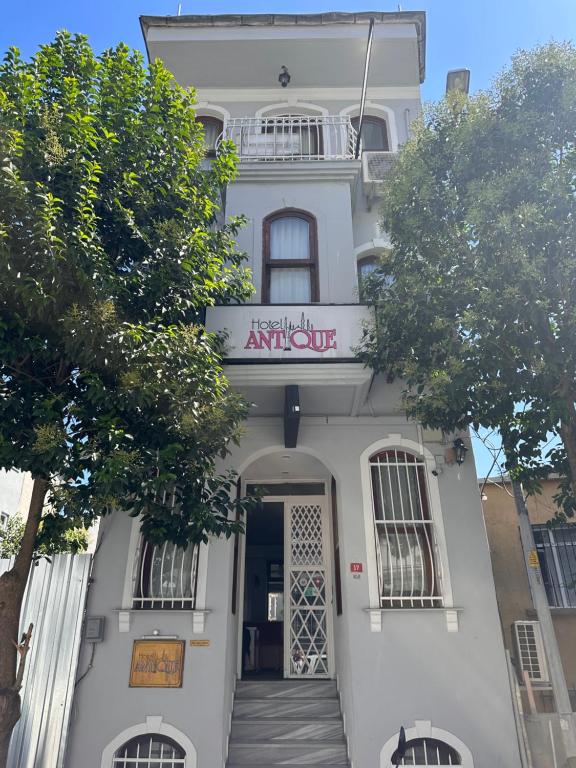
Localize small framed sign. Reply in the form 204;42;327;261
350;562;363;573
268;561;283;581
129;639;185;688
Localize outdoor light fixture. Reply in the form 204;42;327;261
278;66;291;88
453;438;468;465
445;69;470;95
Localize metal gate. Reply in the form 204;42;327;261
284;498;333;678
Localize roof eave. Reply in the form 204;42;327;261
139;11;427;83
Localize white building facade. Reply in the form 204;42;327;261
65;13;523;768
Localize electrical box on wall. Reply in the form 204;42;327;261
84;616;105;642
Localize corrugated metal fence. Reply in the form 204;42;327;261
0;555;91;768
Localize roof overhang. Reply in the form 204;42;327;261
140;11;426;89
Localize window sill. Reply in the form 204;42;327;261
115;609;211;634
364;607;462;634
549;606;576;614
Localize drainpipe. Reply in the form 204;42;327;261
513;480;576;767
354;18;375;159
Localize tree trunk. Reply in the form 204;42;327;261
0;477;47;768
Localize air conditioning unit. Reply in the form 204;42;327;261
361;151;396;197
513;620;549;684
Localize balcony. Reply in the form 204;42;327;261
217;116;357;162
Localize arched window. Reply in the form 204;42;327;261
369;449;442;608
397;737;461;765
351;115;389;151
133;539;199;610
113;734;185;767
197;116;223;157
357;255;378;301
263;210;318;303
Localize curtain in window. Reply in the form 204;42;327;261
149;542;195;600
268;216;312;302
270;268;311;303
198;118;223;152
370;450;441;607
352;116;389;151
134;540;198;609
270;217;309;260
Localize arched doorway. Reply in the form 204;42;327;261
237;450;336;680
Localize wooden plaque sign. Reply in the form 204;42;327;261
129;639;185;688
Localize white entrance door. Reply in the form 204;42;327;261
284;497;333;678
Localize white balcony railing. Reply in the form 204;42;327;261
217;116;357;162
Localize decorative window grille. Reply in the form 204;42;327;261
397;738;461;766
369;449;442;608
533;523;576;608
513;620;549;683
133;538;199;610
113;734;185;767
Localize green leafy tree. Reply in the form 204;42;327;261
359;42;576;511
0;32;254;762
0;514;89;558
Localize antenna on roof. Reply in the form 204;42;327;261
177;3;182;15
397;4;403;10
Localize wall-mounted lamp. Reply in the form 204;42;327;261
446;69;470;95
453;438;468;465
278;66;291;88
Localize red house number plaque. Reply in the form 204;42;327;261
350;563;363;573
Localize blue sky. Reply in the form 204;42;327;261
1;0;574;476
2;0;575;101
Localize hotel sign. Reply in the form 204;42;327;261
205;305;370;361
129;639;185;688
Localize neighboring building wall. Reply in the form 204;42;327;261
483;478;576;705
0;469;34;526
0;555;91;768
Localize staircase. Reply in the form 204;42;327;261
226;680;349;767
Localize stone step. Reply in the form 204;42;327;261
230;720;345;743
235;680;338;699
227;742;349;765
232;698;341;720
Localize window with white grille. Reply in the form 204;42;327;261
514;620;549;683
133;539;199;610
113;734;185;767
369;449;442;608
397;737;461;766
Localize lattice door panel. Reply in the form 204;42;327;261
285;501;332;678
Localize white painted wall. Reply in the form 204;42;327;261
0;470;33;521
66;16;521;768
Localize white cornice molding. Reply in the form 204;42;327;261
236;159;361;185
195;87;421;103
